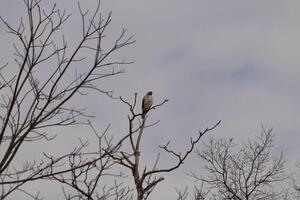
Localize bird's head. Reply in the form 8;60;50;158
147;91;153;96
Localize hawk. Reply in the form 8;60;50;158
142;91;153;119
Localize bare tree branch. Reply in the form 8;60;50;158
0;0;134;199
108;93;220;200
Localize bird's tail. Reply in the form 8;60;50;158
142;112;146;119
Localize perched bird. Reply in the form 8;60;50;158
142;91;153;119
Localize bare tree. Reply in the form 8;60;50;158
0;0;134;199
191;127;288;200
107;93;221;200
0;1;221;199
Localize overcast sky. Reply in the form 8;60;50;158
1;0;300;199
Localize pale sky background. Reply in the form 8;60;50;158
1;0;300;199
